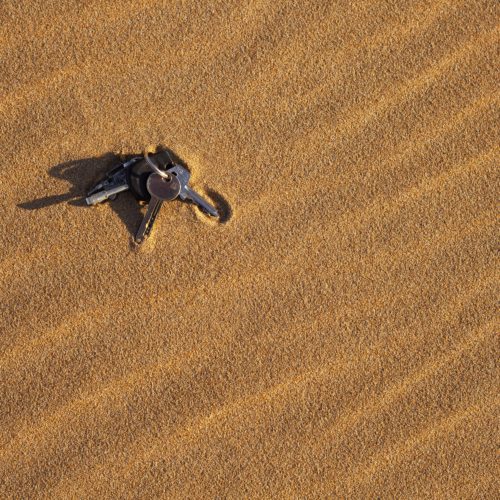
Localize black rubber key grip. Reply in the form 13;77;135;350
127;151;173;201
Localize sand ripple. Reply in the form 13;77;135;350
0;0;498;497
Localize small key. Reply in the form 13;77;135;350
135;172;182;243
167;164;219;217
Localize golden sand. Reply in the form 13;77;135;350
0;0;498;497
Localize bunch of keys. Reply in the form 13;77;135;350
86;150;219;243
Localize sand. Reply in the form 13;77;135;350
0;0;498;498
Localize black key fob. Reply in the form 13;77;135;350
127;151;173;201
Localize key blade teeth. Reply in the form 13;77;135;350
87;162;130;198
184;188;219;217
86;197;99;206
86;183;129;205
203;205;219;218
86;190;112;205
135;197;163;243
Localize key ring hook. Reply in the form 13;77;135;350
144;151;171;179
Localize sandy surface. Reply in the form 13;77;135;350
0;0;498;498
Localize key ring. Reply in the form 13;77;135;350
144;151;171;179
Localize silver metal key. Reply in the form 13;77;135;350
86;182;129;205
135;172;182;243
86;156;142;205
167;164;219;217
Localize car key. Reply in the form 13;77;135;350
167;164;219;217
86;182;129;205
86;156;142;205
135;172;182;243
86;151;174;205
